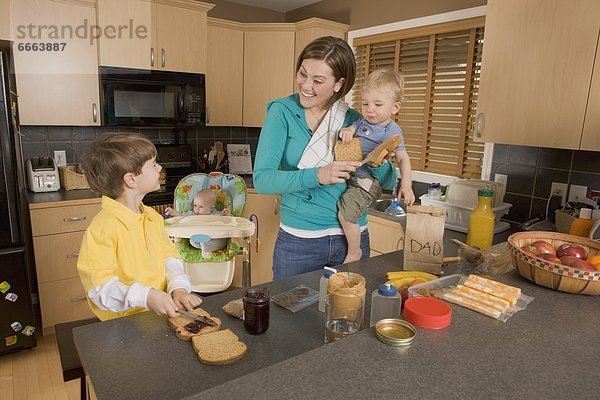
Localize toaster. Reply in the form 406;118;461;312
27;157;60;192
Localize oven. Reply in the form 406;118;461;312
144;144;195;213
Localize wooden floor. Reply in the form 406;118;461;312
0;334;81;400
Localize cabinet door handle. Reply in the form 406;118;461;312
206;106;210;124
92;103;97;123
161;48;166;67
274;197;280;215
476;112;484;138
151;48;155;67
63;216;86;222
70;296;87;302
66;253;79;259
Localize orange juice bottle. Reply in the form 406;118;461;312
467;189;495;249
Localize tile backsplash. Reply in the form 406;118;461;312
491;144;600;223
19;125;262;168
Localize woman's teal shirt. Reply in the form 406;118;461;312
253;93;398;231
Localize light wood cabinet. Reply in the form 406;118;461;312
243;26;295;127
367;214;404;255
476;0;600;150
97;0;213;73
11;0;100;126
206;19;244;126
0;0;11;41
29;198;101;332
581;45;600;151
293;18;348;71
240;189;280;285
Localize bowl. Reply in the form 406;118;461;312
507;231;600;295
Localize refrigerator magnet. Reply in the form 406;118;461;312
5;335;17;346
22;326;35;336
5;293;18;302
0;281;10;293
11;322;22;332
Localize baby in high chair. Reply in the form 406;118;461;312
165;189;231;217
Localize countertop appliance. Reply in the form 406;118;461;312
27;156;60;193
0;49;37;355
100;66;205;127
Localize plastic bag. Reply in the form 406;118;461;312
272;285;319;313
457;242;514;276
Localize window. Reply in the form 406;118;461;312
351;16;485;179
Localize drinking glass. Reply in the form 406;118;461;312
324;293;363;344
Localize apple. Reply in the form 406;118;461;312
556;244;587;259
536;253;561;264
521;244;538;255
569;259;597;272
531;240;556;255
560;256;579;266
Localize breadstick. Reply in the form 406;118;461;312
467;275;521;296
455;285;511;312
441;291;502;319
463;280;518;305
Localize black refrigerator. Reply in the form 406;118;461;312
0;49;37;355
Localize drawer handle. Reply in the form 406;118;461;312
274;198;280;215
66;253;79;259
63;216;86;222
70;296;87;302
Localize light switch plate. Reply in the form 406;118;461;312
53;150;66;167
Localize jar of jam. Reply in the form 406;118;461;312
243;288;270;335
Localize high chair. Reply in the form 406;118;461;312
164;172;255;293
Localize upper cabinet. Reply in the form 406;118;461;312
206;18;244;126
97;0;213;73
293;18;347;69
476;0;600;151
243;25;295;127
0;0;11;40
12;0;100;126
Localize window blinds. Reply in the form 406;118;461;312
353;17;485;178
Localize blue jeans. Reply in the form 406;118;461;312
272;228;371;280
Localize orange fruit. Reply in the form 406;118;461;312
409;278;426;286
586;255;600;270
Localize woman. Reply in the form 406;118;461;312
253;36;398;280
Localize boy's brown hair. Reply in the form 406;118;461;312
80;132;157;199
363;69;405;103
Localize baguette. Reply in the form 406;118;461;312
365;135;402;166
192;329;247;365
167;308;221;341
334;138;363;161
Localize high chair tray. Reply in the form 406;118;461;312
164;215;255;239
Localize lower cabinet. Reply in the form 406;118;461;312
29;199;101;333
367;214;404;256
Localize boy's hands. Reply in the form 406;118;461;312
171;288;203;311
338;127;355;144
400;185;416;206
146;288;179;318
164;207;182;217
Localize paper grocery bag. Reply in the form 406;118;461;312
403;205;446;273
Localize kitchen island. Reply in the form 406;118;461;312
74;230;600;400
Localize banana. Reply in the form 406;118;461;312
386;271;438;281
386;277;418;288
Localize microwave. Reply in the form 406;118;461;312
99;66;205;127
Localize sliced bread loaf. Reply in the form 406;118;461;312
192;328;247;365
167;308;221;341
366;135;402;166
334;138;363;161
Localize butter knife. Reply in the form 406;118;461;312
178;310;218;327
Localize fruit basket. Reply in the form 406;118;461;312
507;231;600;295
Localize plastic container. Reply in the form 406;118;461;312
318;267;337;312
569;208;594;237
590;218;600;240
369;283;402;327
243;288;270;335
428;182;442;200
384;199;406;217
467;189;495;249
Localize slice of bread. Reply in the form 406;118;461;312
366;135;402;166
167;308;221;341
334;138;363;161
192;329;248;365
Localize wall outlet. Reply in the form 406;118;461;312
568;184;588;203
494;173;508;186
551;182;568;206
53;150;66;167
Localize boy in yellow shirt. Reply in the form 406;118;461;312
77;132;202;320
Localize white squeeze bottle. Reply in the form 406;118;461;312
370;283;402;327
318;267;337;312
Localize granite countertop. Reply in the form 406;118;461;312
73;229;600;400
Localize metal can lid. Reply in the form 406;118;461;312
375;318;416;346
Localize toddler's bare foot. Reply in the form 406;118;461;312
343;249;362;264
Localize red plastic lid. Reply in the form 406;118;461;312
403;297;452;329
